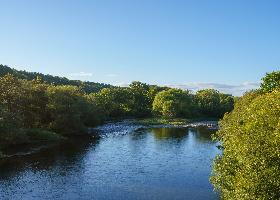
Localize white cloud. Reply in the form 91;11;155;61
114;82;130;87
109;81;260;96
165;82;260;96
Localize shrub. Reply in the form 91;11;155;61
211;89;280;199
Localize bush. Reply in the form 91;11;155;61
211;89;280;199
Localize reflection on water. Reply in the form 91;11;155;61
151;127;215;143
151;127;188;140
0;126;220;200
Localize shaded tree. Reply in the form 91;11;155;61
129;81;152;117
46;85;89;135
195;89;234;118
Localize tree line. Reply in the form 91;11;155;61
0;66;234;150
211;71;280;199
0;64;111;93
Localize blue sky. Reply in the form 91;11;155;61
0;0;279;95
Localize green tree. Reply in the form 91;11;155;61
260;71;280;92
195;89;234;118
211;89;280;199
0;74;25;116
0;74;28;146
129;81;152;117
46;85;89;135
21;78;49;128
153;88;194;118
195;89;221;117
218;93;235;116
88;87;134;118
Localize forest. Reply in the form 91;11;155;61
0;65;234;153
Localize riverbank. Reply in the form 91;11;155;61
0;130;62;159
0;128;98;160
133;117;219;129
1;118;219;161
91;118;219;139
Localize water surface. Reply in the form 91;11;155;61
0;125;220;200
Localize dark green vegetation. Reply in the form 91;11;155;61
211;71;280;199
0;65;234;157
0;64;111;93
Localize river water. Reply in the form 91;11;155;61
0;123;220;200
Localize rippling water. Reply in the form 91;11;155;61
0;125;220;200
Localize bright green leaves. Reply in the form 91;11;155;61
211;89;280;199
261;71;280;93
153;89;194;118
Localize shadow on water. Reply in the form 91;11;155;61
0;137;100;180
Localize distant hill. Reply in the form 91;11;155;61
0;64;112;93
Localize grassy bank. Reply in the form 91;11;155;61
0;129;65;158
134;117;219;126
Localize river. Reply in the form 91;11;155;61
0;122;220;200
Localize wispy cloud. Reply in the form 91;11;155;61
68;72;93;77
166;82;260;96
109;81;260;96
114;82;129;87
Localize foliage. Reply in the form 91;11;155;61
153;89;194;117
46;85;89;135
0;64;111;93
218;93;235;117
0;74;25;117
21;78;50;128
211;89;280;199
0;74;25;145
129;81;153;117
260;71;280;93
195;89;234;118
24;129;64;142
88;87;134;118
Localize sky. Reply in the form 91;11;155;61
0;0;279;96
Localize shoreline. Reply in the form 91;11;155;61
1;119;218;162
